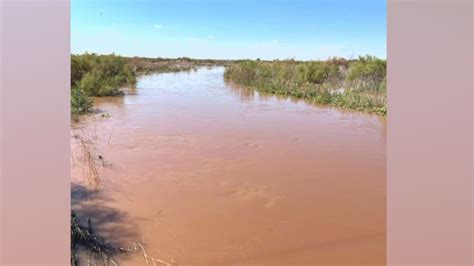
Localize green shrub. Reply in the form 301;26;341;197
71;86;92;114
346;55;386;91
71;53;138;114
296;62;340;84
77;71;124;97
71;56;91;87
73;53;136;97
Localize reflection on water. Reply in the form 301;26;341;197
227;82;257;102
72;67;386;265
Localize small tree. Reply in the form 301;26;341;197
346;55;386;91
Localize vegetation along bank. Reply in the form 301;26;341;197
70;53;229;115
71;54;386;116
224;56;386;115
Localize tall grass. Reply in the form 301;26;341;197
224;56;386;115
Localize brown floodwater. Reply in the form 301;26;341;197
71;67;386;265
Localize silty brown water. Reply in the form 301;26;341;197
71;67;386;265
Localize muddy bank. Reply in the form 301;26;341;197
72;67;386;265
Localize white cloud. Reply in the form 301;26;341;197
208;35;215;39
152;24;163;29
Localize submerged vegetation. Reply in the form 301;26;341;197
224;56;386;115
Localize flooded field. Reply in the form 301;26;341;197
72;67;386;265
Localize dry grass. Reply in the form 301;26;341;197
71;211;120;266
72;210;173;266
132;242;173;266
73;126;101;187
72;125;174;265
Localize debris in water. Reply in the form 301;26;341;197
101;112;111;118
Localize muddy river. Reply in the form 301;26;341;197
72;67;386;265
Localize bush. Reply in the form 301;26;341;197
71;86;92;114
71;56;91;87
346;55;386;91
72;53;136;97
71;53;138;114
77;71;124;97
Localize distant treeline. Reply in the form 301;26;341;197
71;53;228;115
224;56;386;115
128;56;231;74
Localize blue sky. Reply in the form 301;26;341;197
71;0;386;60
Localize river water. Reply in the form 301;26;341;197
71;67;386;265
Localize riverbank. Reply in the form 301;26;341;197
71;53;229;117
224;56;386;115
